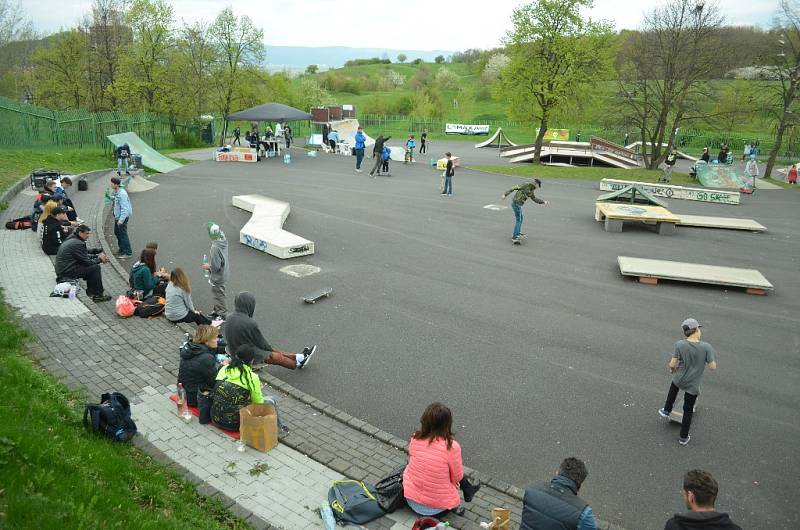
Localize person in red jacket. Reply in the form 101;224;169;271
402;402;481;517
788;163;797;184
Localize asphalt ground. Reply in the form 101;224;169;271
123;141;799;529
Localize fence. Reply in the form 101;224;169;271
0;96;205;151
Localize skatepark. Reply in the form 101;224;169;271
122;140;799;529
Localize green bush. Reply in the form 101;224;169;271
173;130;206;148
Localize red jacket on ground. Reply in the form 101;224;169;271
403;436;463;510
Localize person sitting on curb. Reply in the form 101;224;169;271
178;324;226;407
41;205;75;255
210;344;288;434
128;242;159;288
130;248;169;298
31;179;58;231
664;470;742;530
520;457;597;530
403;402;481;518
224;291;316;370
58;177;81;223
165;267;215;326
54;224;111;302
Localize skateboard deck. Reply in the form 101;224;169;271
668;397;698;423
440;173;445;193
302;287;332;304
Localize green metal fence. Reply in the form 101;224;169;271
0;96;204;151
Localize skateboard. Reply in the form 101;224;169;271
512;234;528;245
302;287;332;304
668;397;698;424
440;172;445;193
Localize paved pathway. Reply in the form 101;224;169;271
1;170;615;529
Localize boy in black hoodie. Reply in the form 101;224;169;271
223;291;317;370
664;470;742;530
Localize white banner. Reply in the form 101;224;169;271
599;179;740;205
445;123;490;135
214;148;258;163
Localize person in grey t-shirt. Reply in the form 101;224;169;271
658;318;717;446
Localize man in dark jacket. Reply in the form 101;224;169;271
41;206;73;255
54;225;111;302
520;457;596;530
502;178;549;244
664;470;742;530
224;291;317;370
369;135;391;177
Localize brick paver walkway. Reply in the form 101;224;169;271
0;170;622;530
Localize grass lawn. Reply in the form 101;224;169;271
469;164;697;186
0;301;249;529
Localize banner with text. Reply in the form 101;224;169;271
599;179;740;205
445;123;490;135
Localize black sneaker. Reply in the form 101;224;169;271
298;345;317;369
678;435;691;446
92;294;112;302
658;408;670;418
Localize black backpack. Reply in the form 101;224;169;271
134;295;165;318
83;392;137;442
328;480;386;525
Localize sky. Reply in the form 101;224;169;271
23;0;779;51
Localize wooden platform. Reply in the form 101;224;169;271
618;256;774;295
676;215;767;232
595;202;680;234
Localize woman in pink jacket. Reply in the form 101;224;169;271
403;402;481;517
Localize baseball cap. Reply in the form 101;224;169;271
76;224;91;233
52;192;65;201
53;206;67;215
681;318;701;332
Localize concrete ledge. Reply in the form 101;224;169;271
232;194;314;259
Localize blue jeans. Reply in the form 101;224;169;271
355;148;364;169
444;175;452;194
117;158;129;173
512;202;523;239
114;218;132;255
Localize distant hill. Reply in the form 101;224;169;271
264;45;454;70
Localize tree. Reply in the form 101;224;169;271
167;20;217;120
499;0;615;162
306;64;318;74
617;0;721;168
435;67;459;90
83;0;130;110
397;53;407;63
0;0;35;98
112;0;174;113
0;0;31;46
209;8;265;145
764;0;800;177
30;30;90;108
434;54;445;64
482;53;510;82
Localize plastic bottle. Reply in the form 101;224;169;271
283;153;291;164
319;502;336;530
176;383;191;422
68;284;77;300
202;254;209;278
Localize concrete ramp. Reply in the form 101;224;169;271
475;127;517;148
330;119;375;149
232;194;314;259
107;132;183;173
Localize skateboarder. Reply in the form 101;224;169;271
660;147;677;183
501;178;549;243
658;318;717;445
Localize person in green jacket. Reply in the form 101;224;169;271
130;248;168;297
501;179;549;243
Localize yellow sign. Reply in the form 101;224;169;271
536;129;570;141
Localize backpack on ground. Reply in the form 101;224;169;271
134;295;165;318
328;480;385;525
83;392;137;442
375;465;406;513
5;215;32;230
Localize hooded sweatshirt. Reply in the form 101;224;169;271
207;223;230;286
177;341;218;406
223;292;272;359
664;511;742;530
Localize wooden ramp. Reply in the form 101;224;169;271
595;202;679;234
618;256;773;295
676;215;766;232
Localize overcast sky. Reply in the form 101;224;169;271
24;0;779;51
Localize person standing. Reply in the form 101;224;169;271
328;129;339;153
664;470;743;530
744;155;759;187
322;123;329;147
202;222;230;319
658;318;717;445
788;163;797;184
233;126;241;146
354;126;367;172
519;458;597;530
284;123;293;148
700;147;710;163
501;178;549;243
419;128;428;154
442;152;455;196
661;147;677;183
115;143;131;176
110;176;132;259
405;134;416;163
369;135;391;177
742;142;751;161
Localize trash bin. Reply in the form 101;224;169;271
130;154;143;170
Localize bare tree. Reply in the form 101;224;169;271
84;0;131;109
764;0;800;177
0;0;32;46
617;0;722;168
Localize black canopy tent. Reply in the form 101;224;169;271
221;103;312;145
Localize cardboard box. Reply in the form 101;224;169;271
436;156;460;170
239;403;278;452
